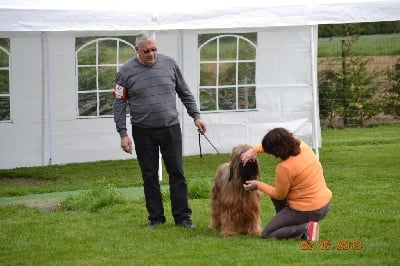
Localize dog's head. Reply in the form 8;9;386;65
228;144;260;184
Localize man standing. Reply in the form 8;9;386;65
113;31;206;228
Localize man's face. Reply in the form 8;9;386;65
136;40;158;66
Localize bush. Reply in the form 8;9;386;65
188;179;212;199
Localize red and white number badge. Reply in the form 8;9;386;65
113;83;127;99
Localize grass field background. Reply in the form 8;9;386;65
0;125;399;265
318;34;400;57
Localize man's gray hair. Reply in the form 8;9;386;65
135;31;156;47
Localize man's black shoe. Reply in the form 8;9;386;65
148;220;165;228
175;219;195;229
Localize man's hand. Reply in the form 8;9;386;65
243;180;259;191
194;118;207;134
120;136;133;154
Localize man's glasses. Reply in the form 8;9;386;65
141;48;157;54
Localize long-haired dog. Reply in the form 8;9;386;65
209;144;262;236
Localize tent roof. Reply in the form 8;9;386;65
0;0;399;32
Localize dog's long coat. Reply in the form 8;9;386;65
209;144;262;236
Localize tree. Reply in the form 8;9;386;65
318;69;341;128
383;58;400;117
340;56;380;127
318;30;381;128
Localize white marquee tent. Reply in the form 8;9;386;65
0;0;399;169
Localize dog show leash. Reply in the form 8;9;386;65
198;133;220;158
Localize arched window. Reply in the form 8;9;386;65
76;37;136;117
198;34;257;112
0;38;10;122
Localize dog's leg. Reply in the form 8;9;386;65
220;209;241;236
243;218;262;236
242;200;262;236
209;214;221;229
220;224;239;236
210;163;229;230
210;191;222;229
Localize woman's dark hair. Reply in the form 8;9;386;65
261;128;301;160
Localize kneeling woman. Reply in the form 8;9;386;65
241;127;332;241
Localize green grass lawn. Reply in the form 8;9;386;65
318;34;400;57
0;125;399;265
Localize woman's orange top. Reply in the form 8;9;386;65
254;142;332;211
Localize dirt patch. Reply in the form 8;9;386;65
0;178;55;185
318;55;400;72
26;201;62;212
0;190;74;212
0;187;144;212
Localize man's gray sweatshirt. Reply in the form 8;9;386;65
113;54;201;138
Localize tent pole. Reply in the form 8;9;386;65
41;32;53;165
310;25;320;158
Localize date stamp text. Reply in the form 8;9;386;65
300;240;363;251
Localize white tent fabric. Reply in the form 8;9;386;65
0;0;399;169
1;0;399;31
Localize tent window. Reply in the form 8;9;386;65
76;37;136;118
0;38;10;122
198;34;257;112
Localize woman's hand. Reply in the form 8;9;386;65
240;148;256;166
243;180;259;191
